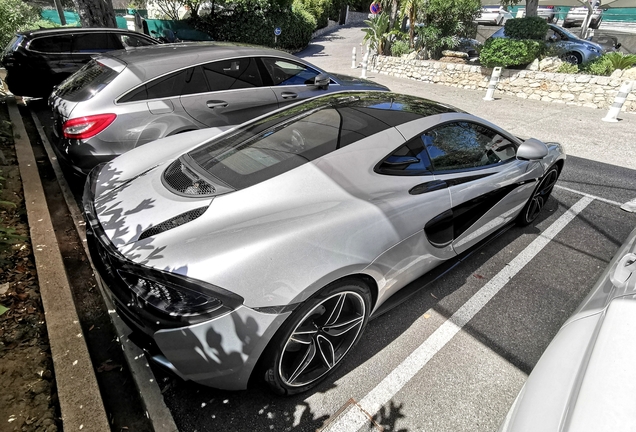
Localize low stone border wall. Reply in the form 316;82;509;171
311;20;340;39
371;55;636;112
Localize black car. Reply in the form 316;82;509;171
1;28;158;98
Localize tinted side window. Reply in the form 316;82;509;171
260;57;320;86
72;33;121;52
377;136;433;175
181;66;209;95
119;34;156;48
121;69;189;102
29;35;73;53
202;58;263;91
424;122;516;172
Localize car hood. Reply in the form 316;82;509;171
330;73;389;90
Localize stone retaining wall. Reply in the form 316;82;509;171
370;55;636;112
311;20;339;39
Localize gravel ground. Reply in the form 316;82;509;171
0;94;60;432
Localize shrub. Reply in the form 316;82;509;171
504;17;548;41
479;37;544;68
581;55;614;76
293;0;333;29
557;62;578;74
391;40;410;57
603;52;636;70
196;4;316;51
0;0;41;47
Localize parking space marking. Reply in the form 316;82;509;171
323;196;594;432
555;185;623;207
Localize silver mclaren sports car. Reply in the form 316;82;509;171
83;91;566;394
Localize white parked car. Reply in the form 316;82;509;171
564;1;603;29
476;6;513;26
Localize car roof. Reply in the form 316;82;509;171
100;42;311;81
17;27;145;38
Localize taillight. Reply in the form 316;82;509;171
62;113;116;139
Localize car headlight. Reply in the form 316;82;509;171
587;46;601;53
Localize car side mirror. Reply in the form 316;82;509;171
549;35;558;42
517;138;549;161
312;74;330;89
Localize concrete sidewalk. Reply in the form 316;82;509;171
298;25;636;172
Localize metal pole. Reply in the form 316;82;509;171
483;67;502;101
54;0;66;25
352;47;357;69
361;51;369;79
602;80;633;123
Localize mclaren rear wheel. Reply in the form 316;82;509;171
262;279;371;395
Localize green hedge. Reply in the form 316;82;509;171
479;38;545;68
196;5;316;50
504;17;548;40
293;0;333;29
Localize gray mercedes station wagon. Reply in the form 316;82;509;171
48;42;388;175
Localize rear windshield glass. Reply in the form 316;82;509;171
186;95;436;190
54;60;119;102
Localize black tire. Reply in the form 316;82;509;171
516;165;561;226
261;279;371;395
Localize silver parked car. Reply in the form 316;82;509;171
489;23;604;64
499;226;636;432
49;43;388;175
83;92;565;394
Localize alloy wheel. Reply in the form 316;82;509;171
525;167;559;223
278;291;366;387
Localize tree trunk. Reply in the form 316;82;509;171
73;0;117;27
389;0;398;29
525;0;539;17
408;6;415;48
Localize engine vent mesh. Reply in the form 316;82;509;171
163;159;215;196
138;207;207;240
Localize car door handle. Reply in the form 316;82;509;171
206;100;228;108
281;92;298;99
409;180;448;195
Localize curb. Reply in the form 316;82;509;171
8;98;110;431
29;110;179;432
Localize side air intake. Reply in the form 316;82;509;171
138;207;207;240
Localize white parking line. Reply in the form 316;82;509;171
555;185;623;207
324;195;594;432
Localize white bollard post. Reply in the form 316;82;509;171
361;51;370;79
483;67;502;101
602;80;633;122
351;47;357;68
